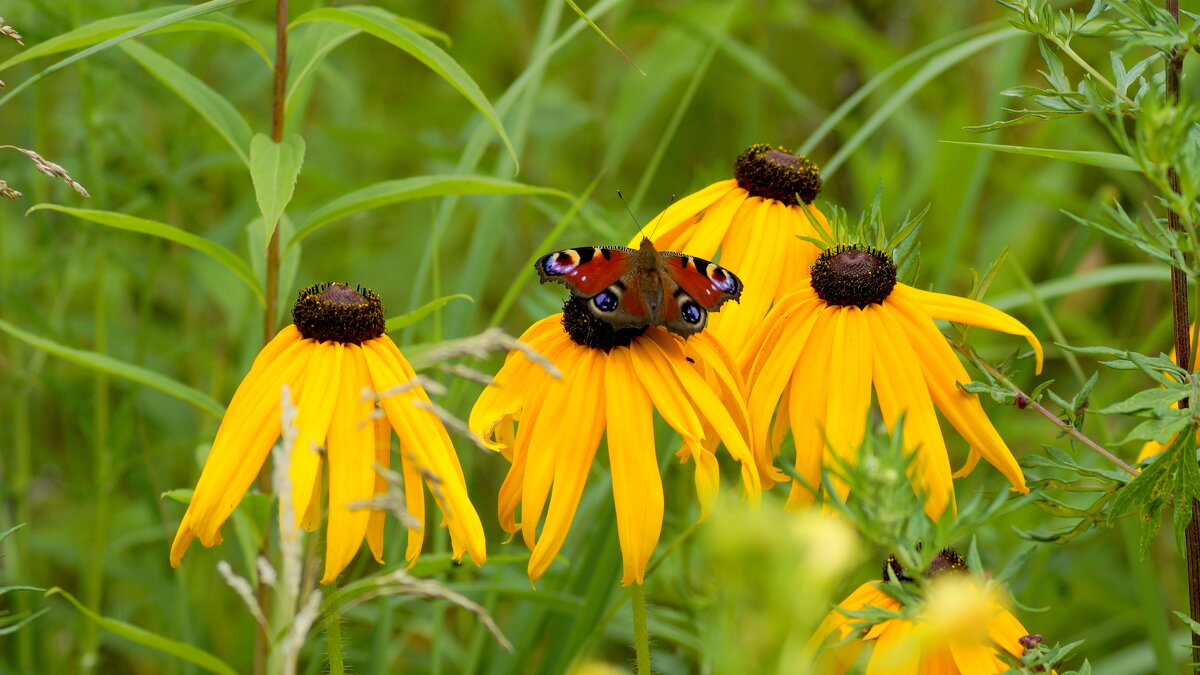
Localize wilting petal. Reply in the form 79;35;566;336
290;341;342;527
888;293;1027;492
527;349;606;579
867;305;955;519
892;284;1043;373
605;346;664;585
322;345;376;584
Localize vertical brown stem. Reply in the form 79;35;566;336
1163;0;1200;668
255;3;289;674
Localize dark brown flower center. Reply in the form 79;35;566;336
561;296;644;351
882;548;968;583
810;244;897;307
733;143;822;206
292;282;386;344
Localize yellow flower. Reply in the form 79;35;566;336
470;297;759;584
808;551;1041;674
630;144;826;352
745;245;1043;517
171;283;486;583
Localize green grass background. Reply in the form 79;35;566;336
0;0;1191;673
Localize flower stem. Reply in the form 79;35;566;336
953;341;1138;477
631;583;652;674
326;578;345;675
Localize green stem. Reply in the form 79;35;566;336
326;578;345;675
1046;35;1135;107
631;583;651;674
82;243;110;674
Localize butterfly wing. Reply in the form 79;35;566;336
658;252;743;337
535;246;653;329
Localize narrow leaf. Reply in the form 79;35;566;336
290;6;518;170
0;608;48;636
46;588;237;675
940;141;1140;171
28;205;262;305
564;0;644;75
249;134;306;247
385;295;473;332
288;175;571;251
0;318;224;417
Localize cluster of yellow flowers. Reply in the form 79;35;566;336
171;144;1046;672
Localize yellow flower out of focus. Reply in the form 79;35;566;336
470;297;760;584
171;283;486;584
744;244;1043;518
629;143;826;351
808;550;1041;674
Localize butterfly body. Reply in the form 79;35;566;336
535;238;743;337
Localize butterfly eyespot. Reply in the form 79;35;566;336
593;290;619;312
681;301;703;325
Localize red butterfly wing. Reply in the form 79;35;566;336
535;246;633;296
662;253;743;311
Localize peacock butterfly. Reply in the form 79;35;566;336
534;237;743;337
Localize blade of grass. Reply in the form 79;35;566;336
941;141;1140;172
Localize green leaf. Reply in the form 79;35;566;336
564;0;644;75
940;141;1140;171
249;134;307;247
28;205;262;305
987;264;1169;311
290;6;518;170
119;40;254;166
0;318;224;418
161;489;193;504
0;608;48;636
0;7;270;72
288;175;571;251
46;588;237;675
1092;386;1189;415
385;295;473;332
0;0;254;109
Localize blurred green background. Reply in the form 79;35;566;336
0;0;1192;673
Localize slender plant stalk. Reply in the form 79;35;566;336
82;244;110;674
953;341;1139;477
255;3;290;673
326;579;345;675
1160;0;1200;665
631;583;651;674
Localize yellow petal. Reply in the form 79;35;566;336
784;308;835;509
736;281;818;371
631;180;741;251
400;447;427;564
810;306;873;506
289;341;343;528
604;346;664;586
301;459;322;532
498;353;562;535
867;305;956;519
867;619;919;675
707;198;774;348
367;413;391;564
678;187;752;258
321;345;376;585
527;349;607;580
629;337;703;442
684;332;755;471
887;293;1027;493
948;641;1000;674
363;339;487;566
469;318;565;450
692;444;720;521
172;334;313;565
892;283;1043;374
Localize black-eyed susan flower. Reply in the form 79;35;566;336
469;297;759;584
630;144;826;352
171;283;486;583
745;245;1043;518
807;551;1043;674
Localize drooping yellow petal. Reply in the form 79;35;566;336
892;284;1043;374
887;293;1027;492
367;414;391;564
498;353;562;535
518;344;582;551
528;349;607;580
779;203;825;295
321;345;376;584
866;305;956;519
736;281;818;371
818;306;873;503
784;307;835;509
289;341;343;528
807;582;896;671
469;316;564;449
632;179;741;251
643;330;759;496
691;444;720;521
171;333;313;565
707;197;775;348
867;619;919;675
604;346;664;586
399;447;427;563
948;641;1000;674
363;339;486;566
629;337;703;443
677;186;754;258
301;460;322;532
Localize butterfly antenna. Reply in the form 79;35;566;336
616;190;642;239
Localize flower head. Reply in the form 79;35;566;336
808;551;1041;674
470;297;759;584
745;245;1043;517
630;144;826;351
171;283;486;583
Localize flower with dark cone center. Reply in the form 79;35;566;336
881;548;969;583
811;244;897;308
561;296;645;351
292;282;386;344
733;143;822;206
